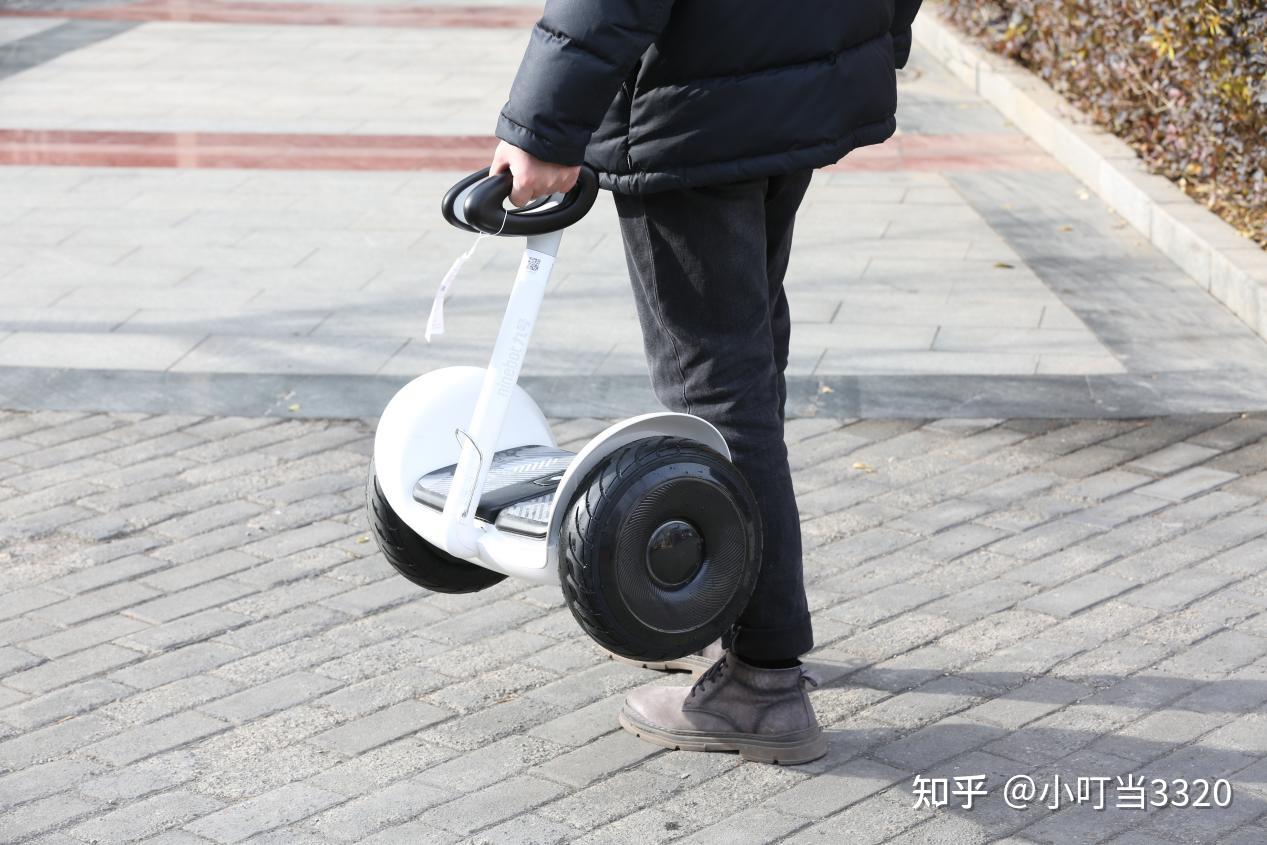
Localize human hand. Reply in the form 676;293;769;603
490;141;581;208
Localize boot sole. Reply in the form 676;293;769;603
608;653;716;676
618;707;828;765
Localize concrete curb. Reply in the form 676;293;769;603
8;366;1267;421
912;10;1267;340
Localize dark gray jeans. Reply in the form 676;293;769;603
613;169;815;661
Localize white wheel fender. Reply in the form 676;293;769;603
372;366;553;548
544;412;730;567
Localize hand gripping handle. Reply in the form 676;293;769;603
441;165;598;237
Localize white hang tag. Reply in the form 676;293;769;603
425;233;488;342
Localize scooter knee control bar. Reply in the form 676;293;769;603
441;166;598;237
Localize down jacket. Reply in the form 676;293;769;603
496;0;923;194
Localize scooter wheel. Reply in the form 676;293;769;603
366;465;506;594
560;436;762;662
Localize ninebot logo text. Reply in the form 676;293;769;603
498;318;532;397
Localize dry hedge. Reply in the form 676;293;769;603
936;0;1266;248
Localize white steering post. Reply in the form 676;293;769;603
442;227;563;556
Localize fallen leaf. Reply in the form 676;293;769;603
1058;225;1074;232
993;261;1015;269
852;461;876;473
818;384;834;394
288;403;301;412
356;535;370;544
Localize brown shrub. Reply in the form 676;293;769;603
937;0;1266;247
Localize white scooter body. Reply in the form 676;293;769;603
373;194;729;586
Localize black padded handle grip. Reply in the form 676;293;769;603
440;166;598;237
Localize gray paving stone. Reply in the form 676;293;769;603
306;738;455;798
0;643;39;676
32;581;161;626
85;710;227;766
185;782;346;843
107;642;243;690
964;677;1092;730
1128;441;1222;475
1120;569;1237;612
532;729;658;788
675;804;807;845
1020;573;1138;618
232;547;351;588
987;520;1106;561
4;642;142;694
237;521;357;561
119;608;249;652
1068;492;1170;529
22;612;148;659
0;585;62;620
425;598;546;646
44;553;170;595
1180;511;1267;551
101;675;241;726
465;812;581;845
766;756;909;819
0;713;120;768
308;699;451;756
781;790;931;844
355;824;459;845
319;576;417;616
875;715;1010;771
200;671;341;723
310;663;448;718
528;694;626;748
0;677;132;731
213;604;349;652
0;792;100;843
304;776;450;842
537;770;678;830
865;676;998;730
422;774;569;835
1138;466;1240;502
0;757;102;810
128;579;258;624
140;550;261;593
71;789;223;844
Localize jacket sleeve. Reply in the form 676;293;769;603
891;0;923;69
496;0;677;165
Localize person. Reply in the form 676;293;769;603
489;0;922;764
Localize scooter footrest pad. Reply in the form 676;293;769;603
413;445;573;537
495;493;555;538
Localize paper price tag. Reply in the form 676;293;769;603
425;233;488;342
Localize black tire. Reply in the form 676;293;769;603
366;464;506;594
560;436;762;662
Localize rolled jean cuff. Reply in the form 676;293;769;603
730;615;814;662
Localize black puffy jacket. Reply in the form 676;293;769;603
496;0;923;194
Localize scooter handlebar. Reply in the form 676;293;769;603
441;166;599;237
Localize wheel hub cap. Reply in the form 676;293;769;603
645;519;704;588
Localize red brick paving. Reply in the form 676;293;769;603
0;129;1057;173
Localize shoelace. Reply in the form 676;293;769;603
689;653;821;699
689;654;728;699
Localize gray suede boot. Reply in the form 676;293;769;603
604;639;725;677
619;652;827;764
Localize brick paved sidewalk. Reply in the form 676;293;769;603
2;409;1266;844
